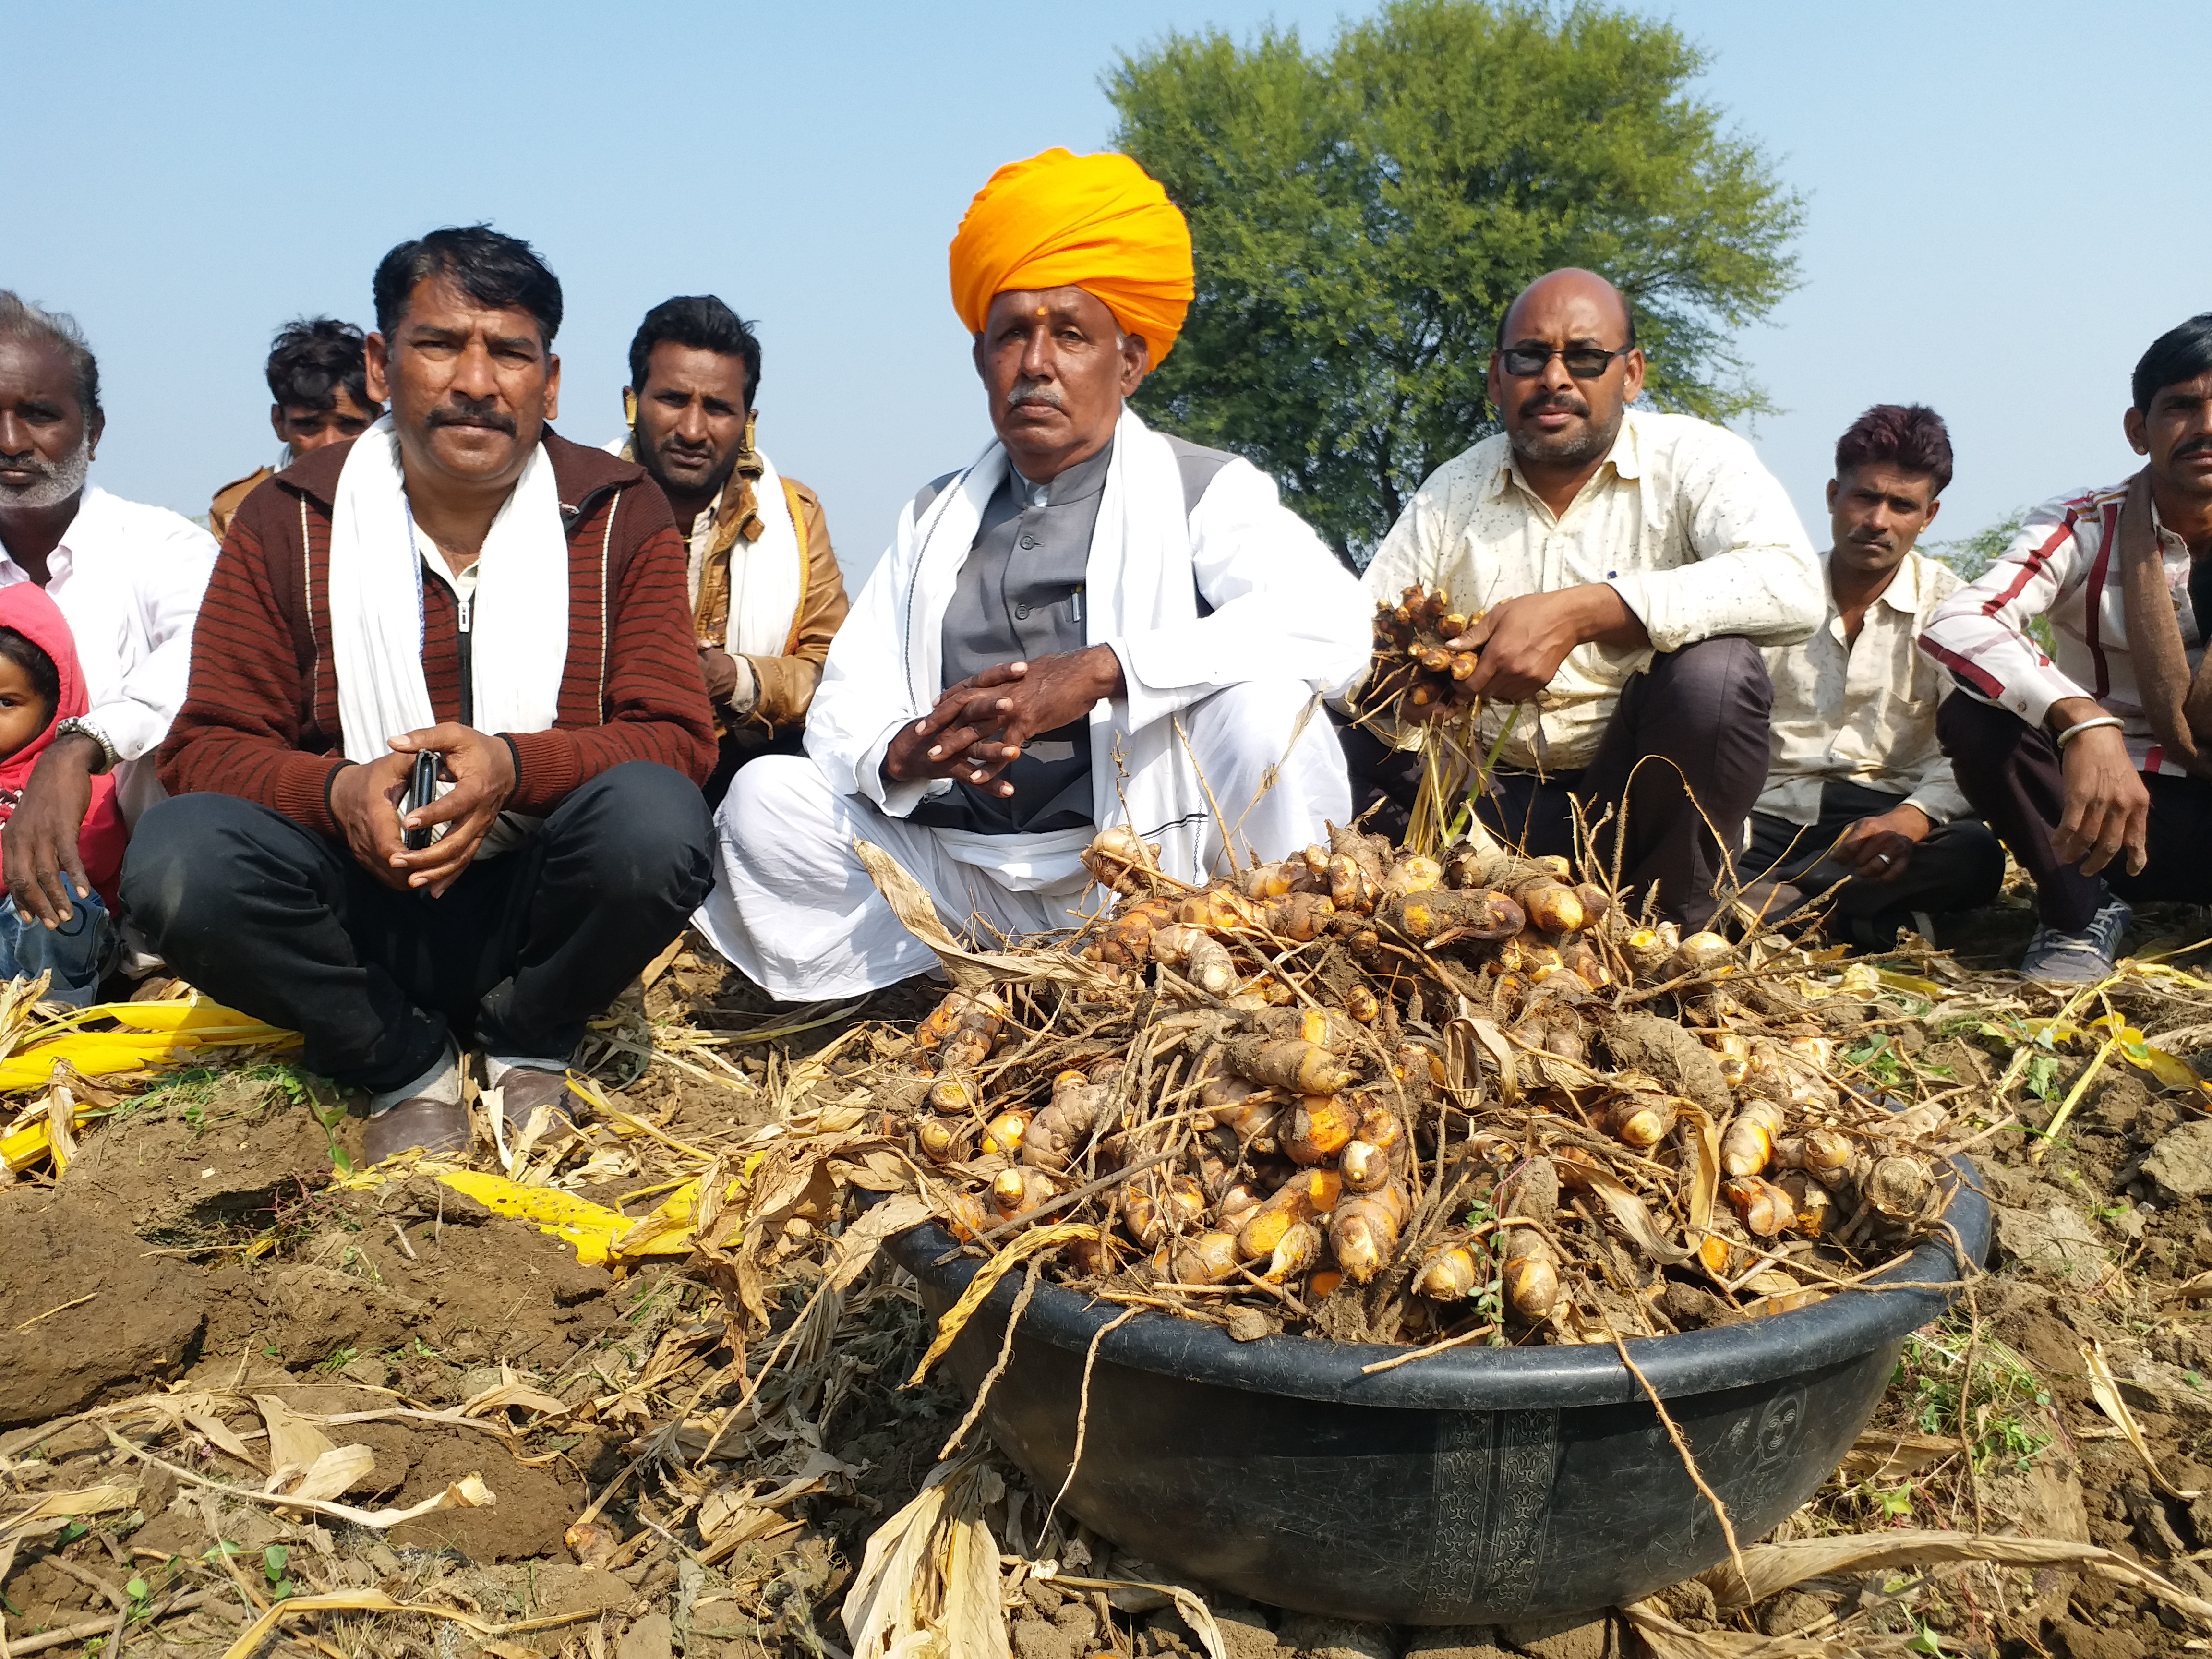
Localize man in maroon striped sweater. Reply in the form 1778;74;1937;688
123;227;718;1160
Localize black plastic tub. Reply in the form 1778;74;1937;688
885;1159;1988;1625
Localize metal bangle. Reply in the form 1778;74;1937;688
2054;715;2125;749
52;717;118;773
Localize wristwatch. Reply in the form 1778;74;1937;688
53;717;118;773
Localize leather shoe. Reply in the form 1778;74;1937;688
364;1097;471;1163
494;1066;579;1141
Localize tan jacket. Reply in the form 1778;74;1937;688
618;437;850;736
207;466;275;543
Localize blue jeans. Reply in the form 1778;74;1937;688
0;889;113;1008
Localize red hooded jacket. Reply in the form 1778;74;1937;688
0;584;127;912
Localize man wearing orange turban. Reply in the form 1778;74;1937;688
694;149;1370;1000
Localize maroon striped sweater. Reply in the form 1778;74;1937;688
157;430;717;835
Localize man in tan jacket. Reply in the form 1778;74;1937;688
614;296;848;803
207;318;382;541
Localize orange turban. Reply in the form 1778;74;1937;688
948;148;1194;365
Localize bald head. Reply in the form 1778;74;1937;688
1497;268;1634;351
1487;266;1644;481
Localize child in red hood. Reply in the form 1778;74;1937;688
0;584;125;1005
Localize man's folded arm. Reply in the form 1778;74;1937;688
504;511;718;813
1110;462;1372;729
1605;433;1824;653
153;515;349;834
1917;498;2092;733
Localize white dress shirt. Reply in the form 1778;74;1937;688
1358;408;1822;771
1759;548;1970;827
0;485;218;821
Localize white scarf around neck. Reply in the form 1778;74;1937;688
727;450;804;659
327;417;570;764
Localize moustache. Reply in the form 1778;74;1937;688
1519;391;1589;420
2178;437;2212;460
427;404;517;436
1007;382;1064;410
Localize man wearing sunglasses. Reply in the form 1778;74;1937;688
1348;267;1821;927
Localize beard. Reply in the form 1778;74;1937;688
0;433;92;510
1510;389;1623;468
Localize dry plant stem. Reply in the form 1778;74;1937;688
928;1149;1180;1264
1359;1322;1500;1374
939;1254;1046;1459
1044;1306;1140;1538
2030;1032;2119;1162
1;1591;217;1659
1603;1323;1746;1590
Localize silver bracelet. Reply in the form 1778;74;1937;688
52;717;118;773
2055;715;2125;748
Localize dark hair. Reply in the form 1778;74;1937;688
1834;403;1954;497
2133;313;2212;413
628;295;762;408
372;226;563;347
265;316;379;415
0;292;100;427
0;627;61;722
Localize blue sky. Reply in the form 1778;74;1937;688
13;1;2208;576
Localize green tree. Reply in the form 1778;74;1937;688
1109;0;1803;569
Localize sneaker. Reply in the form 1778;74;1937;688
2020;894;2132;984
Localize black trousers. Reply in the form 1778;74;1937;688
1743;780;2005;938
122;762;714;1093
1341;636;1773;928
1939;693;2212;931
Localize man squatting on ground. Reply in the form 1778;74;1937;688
695;148;1370;1000
611;296;850;805
0;294;216;960
208;317;385;542
1923;313;2212;983
124;227;719;1159
1345;269;1824;929
1742;404;2004;946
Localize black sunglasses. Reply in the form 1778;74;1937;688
1496;343;1633;379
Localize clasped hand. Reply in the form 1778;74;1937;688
1828;805;1932;884
883;646;1125;795
329;722;517;897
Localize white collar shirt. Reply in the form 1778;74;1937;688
0;484;218;817
1758;548;1969;827
1358;408;1821;772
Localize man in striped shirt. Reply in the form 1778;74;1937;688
1921;313;2212;981
125;228;717;1158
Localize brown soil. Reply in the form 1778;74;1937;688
11;929;2212;1656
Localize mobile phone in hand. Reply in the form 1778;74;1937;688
402;752;440;851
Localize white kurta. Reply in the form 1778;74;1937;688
693;408;1370;999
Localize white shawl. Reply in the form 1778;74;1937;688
726;450;804;660
327;417;569;761
805;407;1369;888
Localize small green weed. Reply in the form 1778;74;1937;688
1898;1323;2052;1472
263;1544;294;1601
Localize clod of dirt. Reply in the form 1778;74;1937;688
614;1612;675;1659
257;1265;430;1367
1274;1615;1396;1659
61;1085;339;1243
1404;1631;1509;1659
386;1426;584;1561
0;1197;205;1426
1595;1010;1731;1117
2141;1119;2212;1201
1498;1612;1615;1659
1993;1184;2111;1280
1012;1616;1077;1659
